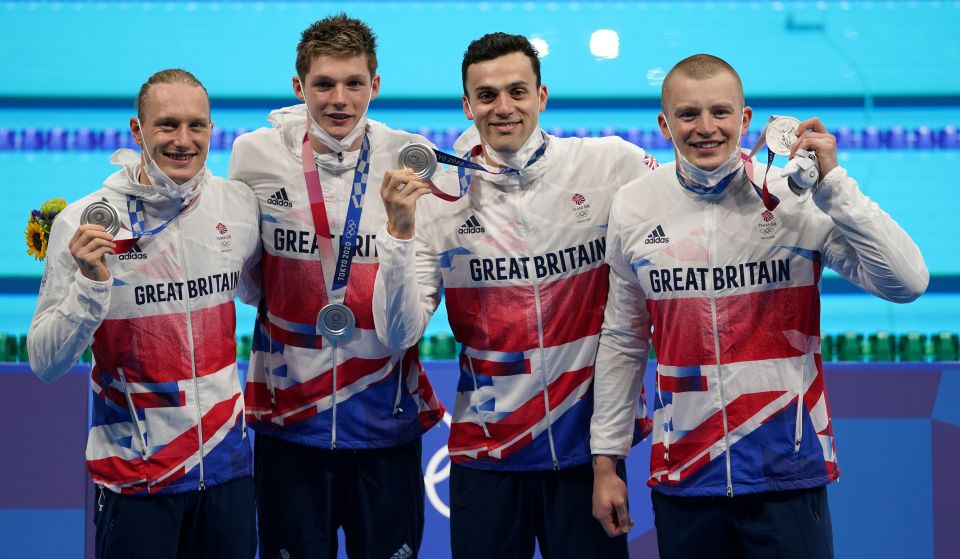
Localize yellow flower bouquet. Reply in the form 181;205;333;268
25;198;67;261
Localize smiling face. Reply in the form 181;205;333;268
131;82;211;184
294;54;380;151
462;51;547;155
658;71;751;172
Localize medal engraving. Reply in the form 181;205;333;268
80;201;121;236
766;116;801;157
317;303;356;340
397;143;438;180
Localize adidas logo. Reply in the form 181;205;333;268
644;225;669;245
118;243;148;260
267;188;293;208
457;215;485;235
390;544;413;559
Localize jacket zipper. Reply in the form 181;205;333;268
656;371;669;463
393;362;405;416
795;358;806;451
117;367;149;461
329;165;344;450
707;203;733;497
176;222;205;490
517;181;560;470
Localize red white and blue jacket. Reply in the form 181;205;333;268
591;159;928;496
374;128;657;471
29;150;261;495
229;104;444;449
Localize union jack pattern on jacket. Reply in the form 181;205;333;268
229;105;443;450
375;129;657;471
592;161;928;496
29;153;261;494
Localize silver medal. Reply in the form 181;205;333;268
80;200;121;236
397;143;438;180
765;116;802;157
317;303;356;340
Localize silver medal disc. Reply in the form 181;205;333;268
397;143;438;180
765;116;802;157
317;303;356;340
80;200;121;236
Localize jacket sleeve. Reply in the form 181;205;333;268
591;198;651;458
814;167;929;302
231;178;263;307
613;138;659;187
372;224;443;352
27;213;112;382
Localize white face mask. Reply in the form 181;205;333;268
136;119;207;198
667;119;744;190
468;100;543;170
299;78;371;154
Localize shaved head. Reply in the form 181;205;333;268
662;54;743;112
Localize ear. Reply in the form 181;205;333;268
538;84;548;113
657;113;671;140
130;117;143;147
741;106;753;136
462;94;474;121
369;74;381;102
292;76;305;101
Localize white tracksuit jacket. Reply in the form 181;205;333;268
228;104;444;450
591;159;928;497
374;127;658;471
28;151;261;494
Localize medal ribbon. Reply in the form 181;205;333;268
425;140;548;201
113;194;200;253
301;133;371;302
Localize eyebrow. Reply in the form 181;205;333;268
473;80;530;93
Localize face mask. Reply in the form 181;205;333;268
667;119;744;191
299;78;371;154
136;119;207;198
468;100;543;170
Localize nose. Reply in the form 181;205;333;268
173;125;191;147
330;84;347;107
694;114;718;136
493;92;513;117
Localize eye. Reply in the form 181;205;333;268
510;88;527;99
347;79;365;88
477;91;496;102
678;111;697;121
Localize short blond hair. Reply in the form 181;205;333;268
136;69;208;120
661;54;743;112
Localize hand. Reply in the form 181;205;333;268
69;224;115;282
380;168;433;240
592;455;633;537
790;117;838;178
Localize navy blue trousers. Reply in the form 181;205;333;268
449;462;629;559
94;475;256;559
254;434;425;559
652;486;835;559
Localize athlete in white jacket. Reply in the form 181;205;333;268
375;33;657;559
590;54;928;559
28;70;260;559
227;15;443;559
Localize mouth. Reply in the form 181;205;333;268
325;113;354;125
490;121;521;134
163;152;196;165
688;139;726;153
